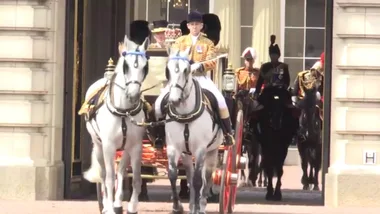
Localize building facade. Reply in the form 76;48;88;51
0;0;379;207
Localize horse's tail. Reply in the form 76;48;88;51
83;146;103;183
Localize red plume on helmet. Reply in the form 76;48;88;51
320;52;325;66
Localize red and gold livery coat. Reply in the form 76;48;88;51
171;34;217;73
235;67;260;91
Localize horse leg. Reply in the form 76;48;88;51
114;151;129;212
308;160;314;190
263;169;268;187
199;149;218;214
181;154;194;212
102;142;117;214
273;163;284;201
167;146;184;214
192;149;206;214
313;145;322;191
127;143;142;214
297;142;309;190
263;157;274;200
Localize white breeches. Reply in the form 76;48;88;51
155;76;227;119
194;76;227;108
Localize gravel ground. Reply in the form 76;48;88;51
1;166;379;214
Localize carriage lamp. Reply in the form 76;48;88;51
222;64;236;92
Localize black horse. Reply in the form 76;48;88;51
253;86;299;200
235;90;267;187
294;74;322;191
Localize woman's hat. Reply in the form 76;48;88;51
151;20;168;33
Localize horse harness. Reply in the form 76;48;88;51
161;78;220;155
91;50;148;151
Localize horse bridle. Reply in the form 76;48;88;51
121;49;148;89
168;55;192;100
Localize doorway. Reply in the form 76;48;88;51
62;0;128;199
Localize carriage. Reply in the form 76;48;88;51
91;17;245;214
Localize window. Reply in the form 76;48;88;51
283;0;325;82
240;0;254;66
136;0;209;24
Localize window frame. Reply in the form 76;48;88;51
281;0;325;71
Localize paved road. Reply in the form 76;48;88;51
1;166;379;214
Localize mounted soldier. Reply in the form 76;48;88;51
153;10;235;147
149;20;168;49
253;35;293;108
235;47;260;94
250;35;299;201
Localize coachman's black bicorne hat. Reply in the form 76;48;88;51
202;13;221;46
269;34;281;56
180;20;190;35
187;11;203;23
152;20;168;33
129;20;151;45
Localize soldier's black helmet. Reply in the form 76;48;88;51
269;34;281;56
129;20;151;45
202;13;221;46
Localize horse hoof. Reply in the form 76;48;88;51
172;207;184;214
114;207;123;214
302;185;309;190
265;192;273;201
273;192;282;201
313;185;320;191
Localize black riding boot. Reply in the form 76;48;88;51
221;118;235;146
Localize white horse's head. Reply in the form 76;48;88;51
166;47;192;106
116;35;150;102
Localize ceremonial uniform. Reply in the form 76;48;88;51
154;11;235;146
254;35;293;108
235;47;260;92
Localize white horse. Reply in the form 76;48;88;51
83;36;149;214
161;47;224;214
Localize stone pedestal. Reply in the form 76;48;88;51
211;0;241;69
252;0;281;65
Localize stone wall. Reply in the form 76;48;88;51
325;0;380;207
0;0;65;200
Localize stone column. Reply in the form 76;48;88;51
325;0;380;207
252;0;281;66
211;0;241;69
0;0;65;200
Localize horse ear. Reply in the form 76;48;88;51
166;45;171;56
183;46;191;56
140;37;150;51
123;35;130;46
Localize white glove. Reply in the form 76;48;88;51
291;96;297;104
316;91;321;101
190;63;202;72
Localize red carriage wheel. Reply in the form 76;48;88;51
228;109;244;213
217;149;231;214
